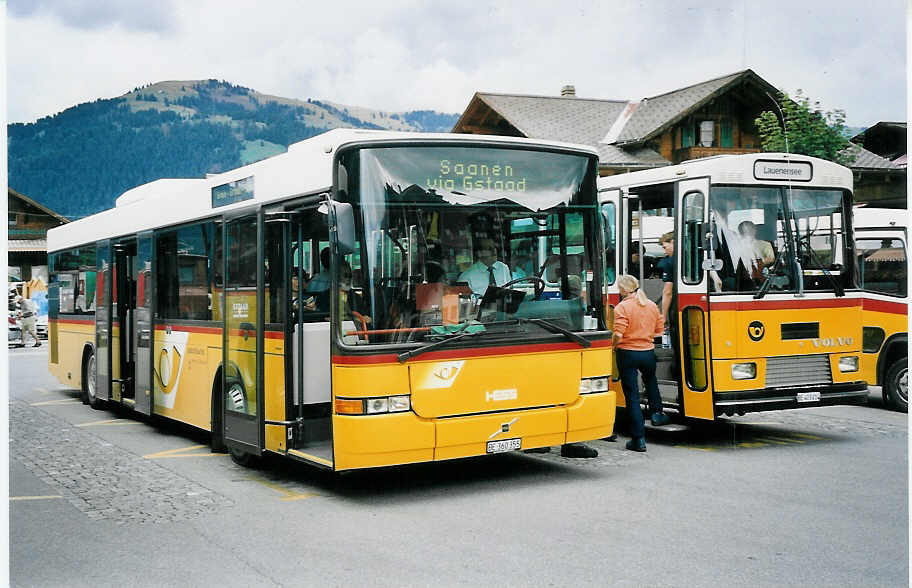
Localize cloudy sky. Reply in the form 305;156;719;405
6;0;907;126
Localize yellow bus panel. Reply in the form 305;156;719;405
434;406;567;460
333;413;435;470
566;391;615;443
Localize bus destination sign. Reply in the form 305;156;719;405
212;176;254;208
753;160;813;182
427;160;528;193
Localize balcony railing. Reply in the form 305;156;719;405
674;146;761;163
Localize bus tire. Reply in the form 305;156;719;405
884;359;908;413
83;348;105;410
229;446;259;468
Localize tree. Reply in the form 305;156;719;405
754;90;852;166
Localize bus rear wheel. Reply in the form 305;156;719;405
884;359;908;413
229;446;259;468
83;350;104;410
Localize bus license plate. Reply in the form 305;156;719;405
797;392;821;403
486;438;521;454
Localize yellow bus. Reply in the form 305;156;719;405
598;153;868;421
854;207;907;412
47;129;615;470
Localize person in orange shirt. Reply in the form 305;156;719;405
612;274;668;452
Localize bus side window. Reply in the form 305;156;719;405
682;192;704;284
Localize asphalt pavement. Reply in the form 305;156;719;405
8;345;909;587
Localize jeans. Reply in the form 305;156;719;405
616;348;662;440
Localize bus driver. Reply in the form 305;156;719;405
458;237;512;295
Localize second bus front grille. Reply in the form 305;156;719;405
765;354;832;388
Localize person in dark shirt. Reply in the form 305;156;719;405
656;232;675;324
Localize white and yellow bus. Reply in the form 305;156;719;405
598;153;868;421
853;207;907;412
48;129;615;470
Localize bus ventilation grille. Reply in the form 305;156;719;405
765;355;832;388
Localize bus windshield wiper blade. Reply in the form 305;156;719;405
397;330;482;363
804;247;845;297
519;318;591;348
754;247;787;299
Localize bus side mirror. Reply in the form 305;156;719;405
328;201;355;255
702;258;723;271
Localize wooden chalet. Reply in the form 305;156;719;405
453;69;906;207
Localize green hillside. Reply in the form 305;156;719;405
7;79;459;218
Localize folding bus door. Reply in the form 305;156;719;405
676;177;713;419
222;214;264;459
133;231;154;415
94;240;112;403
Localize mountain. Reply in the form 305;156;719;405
7;79;460;218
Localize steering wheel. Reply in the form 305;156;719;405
501;276;546;300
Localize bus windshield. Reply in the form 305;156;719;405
710;186;851;294
341;145;601;346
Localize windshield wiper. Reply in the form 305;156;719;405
518;318;591;348
397;329;483;363
754;246;788;299
802;244;845;297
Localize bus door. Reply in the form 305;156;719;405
222;213;263;458
621;190;680;406
286;205;334;463
113;239;137;404
132;231;154;415
94;240;112;403
676;178;713;419
600;190;620;380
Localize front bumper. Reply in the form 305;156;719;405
713;381;868;415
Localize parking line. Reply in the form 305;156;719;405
143;444;223;459
10;495;63;501
246;475;318;502
76;419;143;427
790;432;825;440
30;398;81;406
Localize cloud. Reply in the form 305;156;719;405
6;0;906;125
8;0;177;34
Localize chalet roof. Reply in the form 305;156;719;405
8;187;69;223
597;144;670;168
8;239;48;252
469;93;628;146
614;69;779;144
851;121;907;142
844;144;903;170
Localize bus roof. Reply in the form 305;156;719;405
853;206;909;230
597;152;852;193
49;129;598;253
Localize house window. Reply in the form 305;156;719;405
720;119;734;148
699;121;714;147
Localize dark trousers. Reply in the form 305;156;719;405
617;348;662;440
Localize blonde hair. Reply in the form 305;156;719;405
617;274;649;306
660;231;674;244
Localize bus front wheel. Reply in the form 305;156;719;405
83;350;104;410
884;359;908;413
229;446;259;468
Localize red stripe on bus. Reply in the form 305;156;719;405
708;298;862;311
155;324;223;335
51;318;94;326
332;339;612;365
151;324;284;338
862;297;909;315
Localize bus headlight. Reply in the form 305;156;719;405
731;363;757;380
388;395;411;412
838;356;859;373
365;397;389;414
335;395;412;415
580;376;609;394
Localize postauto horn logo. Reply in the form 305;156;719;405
748;320;765;341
